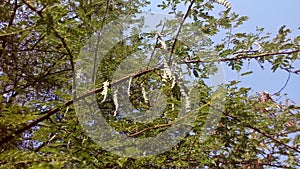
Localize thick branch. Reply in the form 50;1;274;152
0;68;158;146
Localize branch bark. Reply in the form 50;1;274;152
184;49;300;63
0;68;158;146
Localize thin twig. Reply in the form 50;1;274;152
224;112;300;153
185;49;300;63
127;102;210;137
146;22;166;69
274;70;291;95
92;0;110;82
20;0;43;18
51;27;76;99
169;0;195;64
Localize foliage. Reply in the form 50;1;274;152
0;0;299;168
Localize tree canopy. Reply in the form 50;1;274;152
0;0;299;168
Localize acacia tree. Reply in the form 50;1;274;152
0;0;299;168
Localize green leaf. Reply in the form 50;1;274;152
240;71;253;76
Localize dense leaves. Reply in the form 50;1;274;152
1;0;299;168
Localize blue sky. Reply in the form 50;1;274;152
224;0;300;103
144;0;300;104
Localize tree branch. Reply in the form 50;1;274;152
20;0;43;18
50;26;77;99
0;68;159;146
185;49;300;64
92;0;111;82
127;102;210;137
224;112;300;153
169;0;195;63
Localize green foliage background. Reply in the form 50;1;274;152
0;0;299;168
